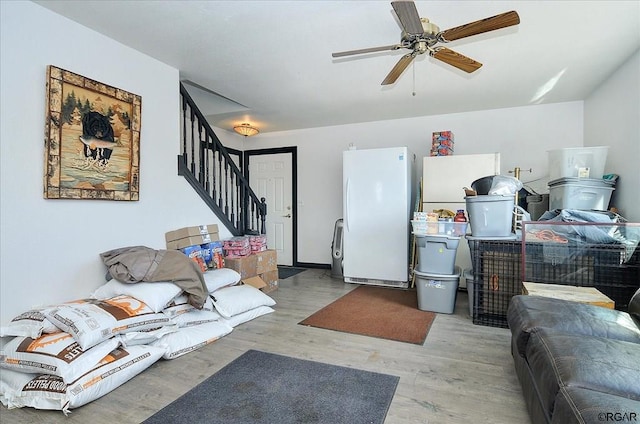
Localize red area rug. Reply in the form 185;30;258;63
299;285;436;345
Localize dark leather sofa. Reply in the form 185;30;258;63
507;289;640;424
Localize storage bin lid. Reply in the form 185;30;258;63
464;194;515;203
414;234;461;241
548;177;616;188
465;234;518;241
413;266;461;279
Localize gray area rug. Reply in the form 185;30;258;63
143;349;399;424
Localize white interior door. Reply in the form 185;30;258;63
249;153;293;266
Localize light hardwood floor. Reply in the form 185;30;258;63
0;268;531;424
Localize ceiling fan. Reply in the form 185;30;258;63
332;1;520;85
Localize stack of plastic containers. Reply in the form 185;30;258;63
411;213;467;314
547;146;614;211
463;179;519;319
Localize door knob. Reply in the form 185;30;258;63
282;214;292;218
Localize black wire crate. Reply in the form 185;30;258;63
468;237;522;328
522;222;640;311
468;222;640;328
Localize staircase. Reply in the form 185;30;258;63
178;83;266;236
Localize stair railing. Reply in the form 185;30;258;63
178;83;266;236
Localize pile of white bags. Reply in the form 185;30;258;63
0;267;276;414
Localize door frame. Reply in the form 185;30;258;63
244;146;298;266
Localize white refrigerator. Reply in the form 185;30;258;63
422;153;501;286
343;147;415;288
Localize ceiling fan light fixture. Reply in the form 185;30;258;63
233;123;259;137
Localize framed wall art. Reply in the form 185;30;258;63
43;65;141;200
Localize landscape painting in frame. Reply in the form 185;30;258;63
44;65;141;200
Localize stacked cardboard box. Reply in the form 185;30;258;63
431;131;454;156
165;225;224;270
224;250;278;293
165;224;219;250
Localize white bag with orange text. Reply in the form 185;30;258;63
0;332;120;384
0;344;164;414
44;296;172;350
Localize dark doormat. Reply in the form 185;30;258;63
299;285;436;344
277;266;306;279
142;349;399;424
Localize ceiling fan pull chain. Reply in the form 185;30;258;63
412;61;416;96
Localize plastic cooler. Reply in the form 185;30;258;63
465;195;515;237
548;177;615;211
548;146;609;181
414;267;461;314
415;234;460;275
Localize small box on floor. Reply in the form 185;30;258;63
259;270;279;293
241;270;278;293
255;250;277;274
224;250;278;279
224;254;258;279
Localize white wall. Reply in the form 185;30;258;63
244;102;584;264
584;49;640;221
0;1;231;323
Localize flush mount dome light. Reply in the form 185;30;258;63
233;123;259;137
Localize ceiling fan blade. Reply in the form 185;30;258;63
381;53;415;85
392;1;424;35
332;44;401;58
440;11;520;42
432;47;482;73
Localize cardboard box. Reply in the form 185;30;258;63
201;241;224;269
259;269;279;293
224;254;259;279
255;250;277;274
167;233;221;250
242;276;267;290
224;250;278;279
165;224;219;243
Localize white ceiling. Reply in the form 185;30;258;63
34;1;640;134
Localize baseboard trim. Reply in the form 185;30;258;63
294;262;331;269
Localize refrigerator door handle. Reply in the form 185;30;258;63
345;178;350;232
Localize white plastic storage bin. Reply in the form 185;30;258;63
548;146;609;181
414;267;460;314
416;235;460;275
548;177;615;211
465;195;515;237
411;220;467;236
